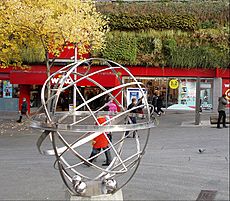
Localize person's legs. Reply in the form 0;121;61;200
125;116;133;137
131;117;138;138
217;111;223;128
17;115;22;123
222;111;227;127
102;147;112;166
107;132;112;142
156;107;161;116
154;106;158;114
160;108;165;114
61;104;65;111
88;148;100;163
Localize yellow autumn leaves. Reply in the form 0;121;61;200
0;0;108;66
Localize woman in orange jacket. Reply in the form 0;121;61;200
88;116;112;166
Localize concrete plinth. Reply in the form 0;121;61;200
65;181;123;201
66;189;123;201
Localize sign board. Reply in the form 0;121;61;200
222;79;230;107
169;79;179;89
126;88;147;106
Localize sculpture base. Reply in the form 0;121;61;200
66;189;123;201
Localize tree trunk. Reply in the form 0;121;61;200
45;51;51;112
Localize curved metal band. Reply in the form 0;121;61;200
31;120;155;133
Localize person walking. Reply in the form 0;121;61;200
151;92;158;114
156;92;165;116
217;94;228;129
125;97;138;138
17;97;29;123
60;96;65;111
87;115;112;166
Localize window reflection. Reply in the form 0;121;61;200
123;77;213;111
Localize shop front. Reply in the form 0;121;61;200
122;76;214;111
167;78;213;110
122;66;229;111
0;65;229;112
0;65;120;112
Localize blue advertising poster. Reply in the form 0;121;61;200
3;80;12;98
126;88;147;106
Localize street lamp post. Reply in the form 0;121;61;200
195;77;201;125
73;45;77;121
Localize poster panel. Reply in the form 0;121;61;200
222;78;230;107
126;88;147;106
3;80;12;98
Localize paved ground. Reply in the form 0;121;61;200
0;110;229;200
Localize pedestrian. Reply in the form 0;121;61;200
17;97;29;123
87;115;112;166
151;92;158;114
60;96;65;111
156;92;165;116
199;98;203;113
217;94;228;129
104;97;118;115
125;97;138;138
103;98;117;141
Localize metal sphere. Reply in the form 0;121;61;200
72;175;82;186
31;58;156;196
104;179;117;193
74;181;87;194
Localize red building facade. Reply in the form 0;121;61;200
0;64;229;112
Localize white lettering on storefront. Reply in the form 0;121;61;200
51;78;59;84
51;77;72;85
224;83;230;87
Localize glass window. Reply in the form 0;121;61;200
178;79;196;107
167;78;179;107
200;79;213;110
12;84;19;98
0;80;19;98
167;78;213;110
123;76;214;111
30;85;42;108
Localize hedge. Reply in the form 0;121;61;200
107;14;198;31
96;1;229;29
99;31;137;64
169;46;230;68
17;28;229;69
92;29;229;68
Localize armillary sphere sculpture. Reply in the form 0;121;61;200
31;58;156;197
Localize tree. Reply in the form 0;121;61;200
0;0;108;71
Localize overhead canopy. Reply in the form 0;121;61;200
9;68;119;87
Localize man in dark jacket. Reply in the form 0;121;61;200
151;92;158;114
156;92;165;116
217;94;228;129
17;97;29;123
